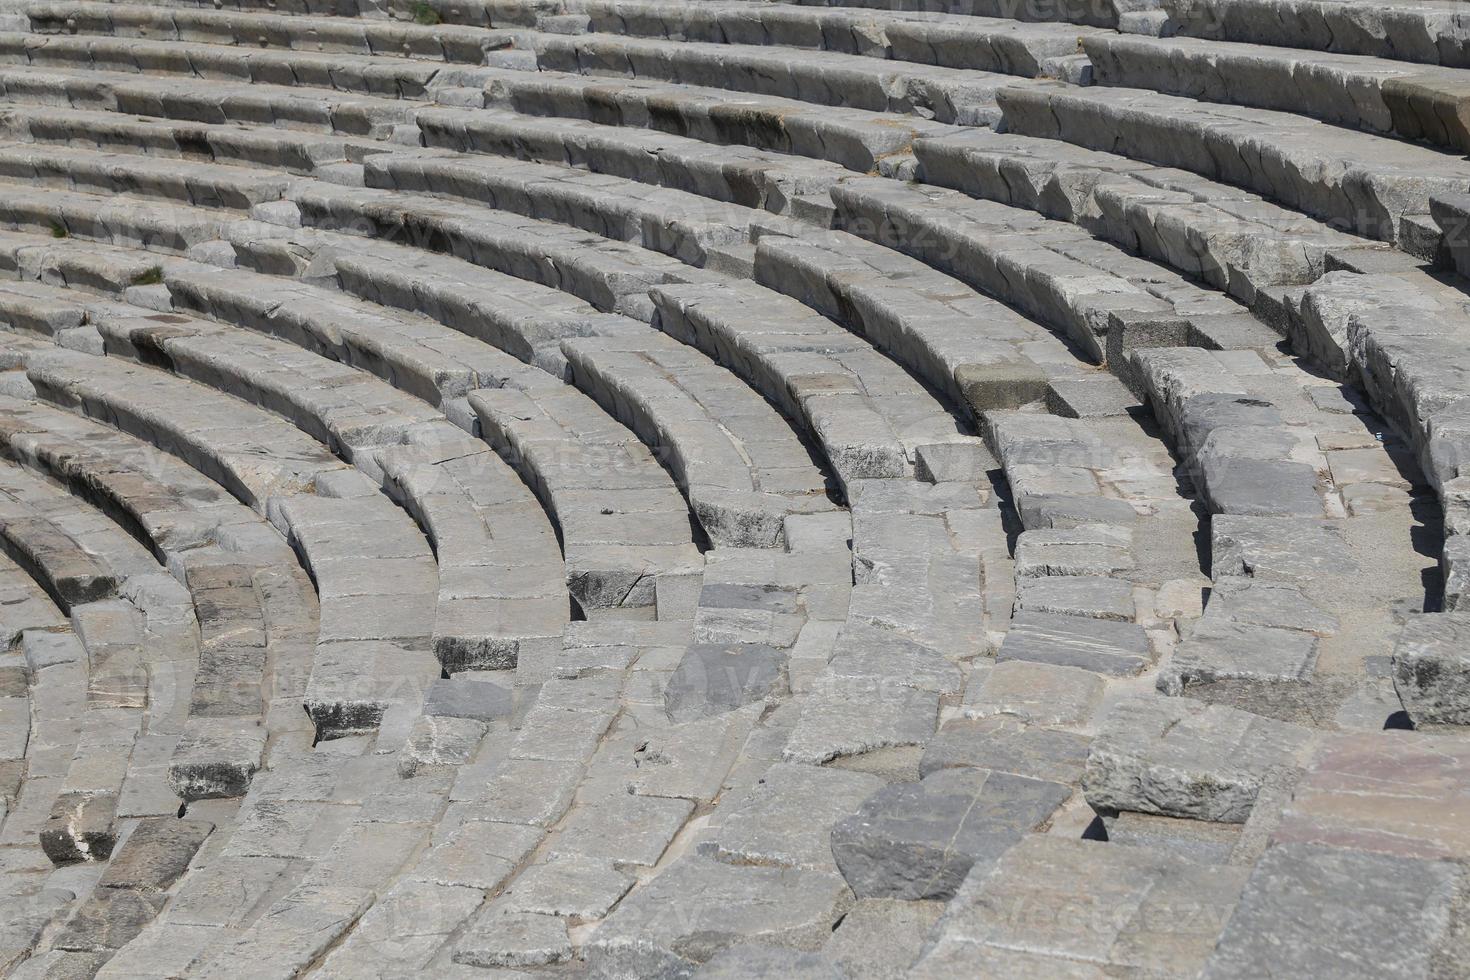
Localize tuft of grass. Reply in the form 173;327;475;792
49;221;67;239
411;1;440;25
130;266;163;287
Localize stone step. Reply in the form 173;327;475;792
361;145;775;266
415;103;847;217
0;394;319;800
10;342;440;737
287;180;727;321
0;140;296;209
1086;32;1470;154
469;385;703;614
1130;346;1331;518
0;266;572;681
404;0;1101;76
912;124;1392;317
562;334;836;549
830;175;1250;368
996;81;1470;257
0;31;457;100
912;836;1249;977
475;63;953;173
22;0;523;62
0;63;415;138
1159;0;1470;69
522;30;1040;126
751;229;1058;419
0;103;382;174
669;0;1149;31
649;279;965;491
0;454;199;864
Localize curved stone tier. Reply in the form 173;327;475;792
0;0;1466;976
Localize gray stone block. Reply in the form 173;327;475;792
998;611;1151;677
1159;618;1320;696
1202;844;1464;980
830;767;1070;900
586;855;851;979
1015;575;1135;621
1392;613;1470;726
919;717;1091;784
1084;698;1315;823
664;643;789;722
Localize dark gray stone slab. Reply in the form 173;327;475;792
830;767;1070;901
423;676;515;723
664;642;788;722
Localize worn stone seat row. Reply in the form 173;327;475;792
0;392;320;805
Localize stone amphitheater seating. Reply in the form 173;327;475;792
0;0;1467;976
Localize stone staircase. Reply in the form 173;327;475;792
0;0;1466;977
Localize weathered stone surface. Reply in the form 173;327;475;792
919;717;1091;784
1159;618;1320;695
822;898;943;980
694;944;844;979
1013;527;1134;578
1392;613;1470;726
1211;516;1354;584
586;856;851;978
924;836;1248;977
1084;698;1315;823
997;612;1151;677
699;762;884;872
422;677;515;722
1202;844;1464;980
453;906;572;969
961;660;1105;726
97;817;212;893
1273;731;1470;862
830;767;1070;900
664;642;788;722
1015;575;1135;622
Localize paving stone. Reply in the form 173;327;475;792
1159;618;1320;695
1104;812;1242;864
415;819;543;891
1211;516;1354;584
502;853;633;919
960;660;1105;726
550;793;694;869
663;642;788;722
830;767;1071;900
1015;575;1135;622
997;612;1151;677
1084;698;1315;823
1013;527;1135;578
919;717;1091;784
698;762;884;872
1202;843;1465;980
96;817;212;893
1202;579;1339;635
453;906;572;969
316;879;482;978
927;836;1248;977
1272;731;1470;862
694;945;844;979
586;855;851;978
422;676;515;722
822;898;944;980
